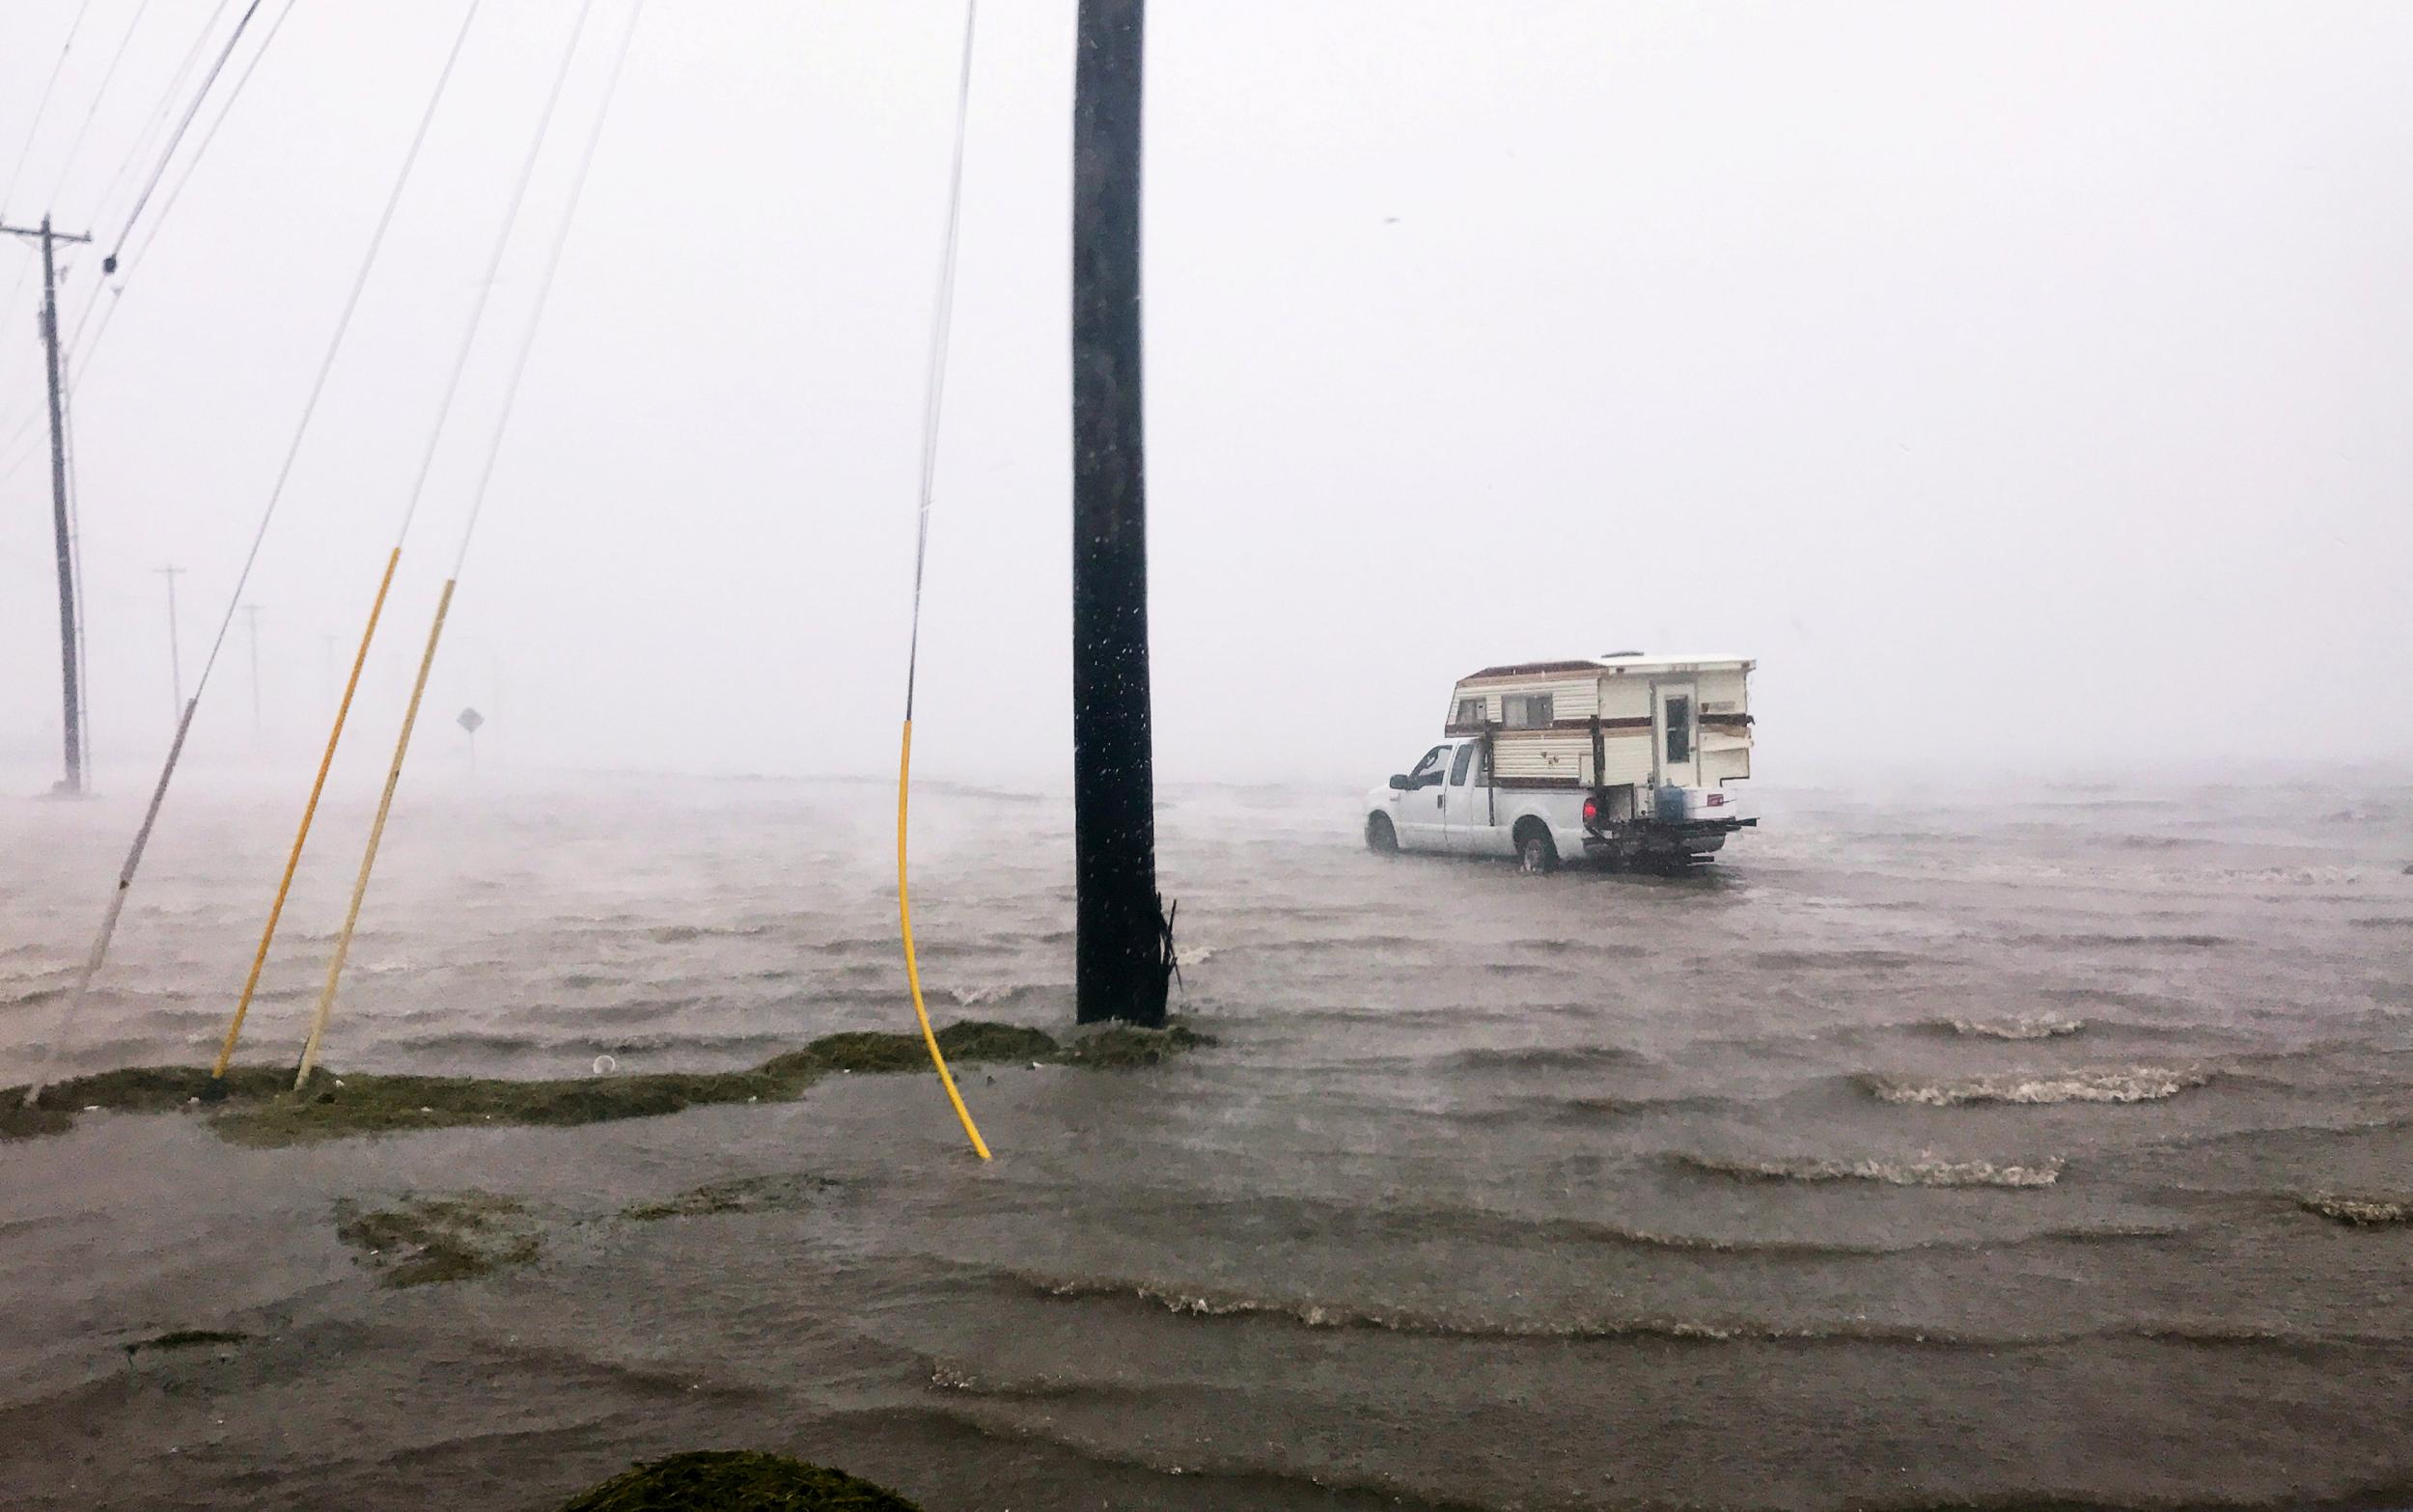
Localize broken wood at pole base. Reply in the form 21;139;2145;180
1070;0;1172;1027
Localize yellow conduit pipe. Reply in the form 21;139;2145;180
898;719;991;1159
294;578;454;1087
212;546;402;1080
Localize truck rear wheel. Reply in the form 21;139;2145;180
1365;812;1398;854
1514;821;1558;874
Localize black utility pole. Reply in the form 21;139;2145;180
1070;0;1172;1026
3;216;94;795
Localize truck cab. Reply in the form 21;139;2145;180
1365;738;1562;864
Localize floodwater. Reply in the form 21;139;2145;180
4;772;2413;1510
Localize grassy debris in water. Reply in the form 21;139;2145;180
4;1017;1212;1145
558;1450;923;1511
3;1064;291;1139
214;1068;796;1146
1064;1022;1215;1068
0;1103;73;1141
624;1173;838;1222
2300;1193;2413;1226
334;1191;542;1287
756;1019;1060;1081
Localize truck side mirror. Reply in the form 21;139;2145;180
1387;774;1412;791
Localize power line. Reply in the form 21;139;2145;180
22;0;492;1110
107;0;300;283
393;0;603;549
188;0;485;694
0;0;300;491
902;0;980;722
213;0;607;1080
107;0;268;266
0;0;160;424
894;0;996;1159
155;564;186;714
82;0;240;237
450;0;647;579
26;0;304;425
0;0;265;480
45;0;161;212
0;0;100;218
294;0;652;1086
0;0;103;332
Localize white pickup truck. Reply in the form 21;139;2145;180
1363;653;1757;873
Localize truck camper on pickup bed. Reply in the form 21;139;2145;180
1365;653;1757;873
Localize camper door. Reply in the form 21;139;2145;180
1653;681;1701;787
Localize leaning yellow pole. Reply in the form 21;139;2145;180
211;547;402;1081
898;719;991;1159
294;578;455;1087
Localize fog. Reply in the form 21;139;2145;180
4;0;2409;796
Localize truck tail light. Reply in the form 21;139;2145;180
1706;791;1727;808
1582;796;1599;826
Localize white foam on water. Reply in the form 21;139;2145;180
1870;1067;2208;1106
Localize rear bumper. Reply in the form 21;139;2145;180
1582;816;1755;857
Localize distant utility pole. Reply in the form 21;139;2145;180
1069;0;1172;1026
241;603;263;741
156;565;186;718
2;215;95;795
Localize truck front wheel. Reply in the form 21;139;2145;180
1366;812;1399;854
1514;821;1559;874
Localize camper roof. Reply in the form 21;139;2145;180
1459;652;1754;683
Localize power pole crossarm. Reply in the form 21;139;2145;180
3;217;97;794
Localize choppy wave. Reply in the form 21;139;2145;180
1446;1044;1642;1073
392;1029;787;1062
947;984;1044;1008
1753;948;1916;971
1504;938;1647;958
1012;1274;2366;1351
646;923;773;944
1678;1152;2065;1188
2010;931;2230;949
1018;1272;1928;1342
1076;1192;2187;1262
1863;1066;2208;1106
1452;1090;1721;1127
1946;1012;2086;1040
1246;934;1424;955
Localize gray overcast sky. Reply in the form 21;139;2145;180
2;1;2408;792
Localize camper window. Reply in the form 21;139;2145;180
1455;697;1485;726
1504;693;1554;729
1665;696;1693;763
